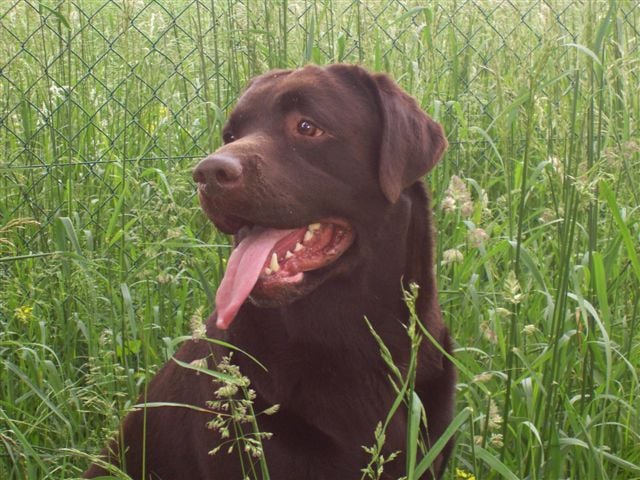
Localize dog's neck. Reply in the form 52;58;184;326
209;183;443;442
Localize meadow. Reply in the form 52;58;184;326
1;1;639;478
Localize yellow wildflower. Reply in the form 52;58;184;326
455;468;476;480
14;305;34;323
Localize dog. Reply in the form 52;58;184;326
85;64;455;479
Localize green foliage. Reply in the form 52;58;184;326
1;1;639;479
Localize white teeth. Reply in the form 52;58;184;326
294;242;303;252
270;252;280;272
304;222;321;243
285;250;294;259
264;267;272;275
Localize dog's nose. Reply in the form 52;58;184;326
192;154;243;191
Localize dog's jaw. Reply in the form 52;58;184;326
212;218;355;329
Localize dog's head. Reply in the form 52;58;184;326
193;64;447;329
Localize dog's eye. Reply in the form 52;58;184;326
222;132;236;144
296;119;323;137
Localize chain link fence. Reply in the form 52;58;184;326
0;0;637;328
1;1;638;260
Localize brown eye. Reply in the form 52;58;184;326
222;132;236;144
296;119;323;137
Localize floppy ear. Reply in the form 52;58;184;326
373;74;448;203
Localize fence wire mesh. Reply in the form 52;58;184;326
0;0;636;324
1;1;638;261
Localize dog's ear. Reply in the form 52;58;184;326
373;74;447;203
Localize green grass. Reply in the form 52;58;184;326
1;1;639;479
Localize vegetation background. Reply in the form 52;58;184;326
1;0;638;479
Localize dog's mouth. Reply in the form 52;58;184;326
214;218;355;330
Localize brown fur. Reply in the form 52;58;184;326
85;64;455;480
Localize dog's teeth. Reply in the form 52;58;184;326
264;267;272;275
270;252;280;272
294;242;303;252
304;230;314;242
308;223;321;232
285;250;294;259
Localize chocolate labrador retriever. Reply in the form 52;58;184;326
85;64;455;479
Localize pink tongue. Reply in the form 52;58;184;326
215;228;296;330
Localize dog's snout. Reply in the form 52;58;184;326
193;154;243;191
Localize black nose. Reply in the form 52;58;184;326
192;154;243;191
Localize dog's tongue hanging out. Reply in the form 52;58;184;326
214;228;295;329
214;220;355;329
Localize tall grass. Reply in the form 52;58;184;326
1;1;639;479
